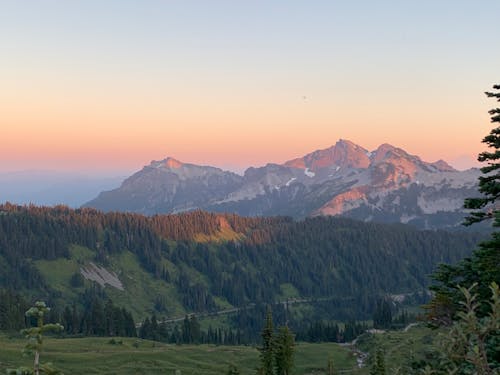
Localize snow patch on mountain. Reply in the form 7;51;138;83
400;214;417;224
304;168;315;178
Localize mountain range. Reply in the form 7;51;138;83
84;140;481;230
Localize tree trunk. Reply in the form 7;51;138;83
34;350;40;375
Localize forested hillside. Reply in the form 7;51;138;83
0;203;483;329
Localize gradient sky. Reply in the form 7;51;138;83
1;0;499;174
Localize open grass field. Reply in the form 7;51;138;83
0;335;365;375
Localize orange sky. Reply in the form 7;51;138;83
0;75;492;172
1;1;498;173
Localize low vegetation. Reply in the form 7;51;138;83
0;335;359;375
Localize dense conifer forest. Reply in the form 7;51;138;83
0;203;484;339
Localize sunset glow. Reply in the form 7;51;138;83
1;1;498;173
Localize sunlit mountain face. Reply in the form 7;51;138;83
84;140;480;230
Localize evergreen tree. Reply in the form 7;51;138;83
182;315;191;343
373;299;392;329
140;317;151;339
464;84;500;225
274;326;294;375
150;313;159;341
69;272;84;288
62;306;73;334
7;301;63;375
369;348;385;375
428;84;500;325
189;315;201;344
0;289;28;331
258;306;274;375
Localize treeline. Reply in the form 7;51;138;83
140;301;412;345
139;314;245;345
0;286;136;337
0;204;484;321
0;289;29;330
0;204;284;291
138;312;369;346
59;299;136;337
296;321;368;343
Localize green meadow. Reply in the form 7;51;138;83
0;335;363;375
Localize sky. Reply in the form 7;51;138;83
1;0;499;174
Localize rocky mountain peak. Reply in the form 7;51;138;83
148;157;184;170
370;143;429;171
164;157;183;169
284;139;370;171
371;143;401;163
431;159;456;172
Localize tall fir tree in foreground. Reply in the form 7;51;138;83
274;325;294;375
428;84;500;324
257;307;274;375
426;84;500;373
257;306;295;375
464;84;500;226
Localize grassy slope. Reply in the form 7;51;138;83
35;246;186;320
0;336;361;375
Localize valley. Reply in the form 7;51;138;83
0;204;483;326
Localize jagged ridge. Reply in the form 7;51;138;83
84;140;480;230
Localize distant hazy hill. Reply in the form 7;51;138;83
0;204;483;321
0;170;125;207
84;140;480;230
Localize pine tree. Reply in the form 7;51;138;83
373;299;392;329
182;315;191;343
428;84;500;324
274;325;295;375
461;83;500;312
140;317;151;339
150;313;159;341
369;348;385;375
258;306;274;375
464;84;500;225
189;315;201;344
7;301;64;375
